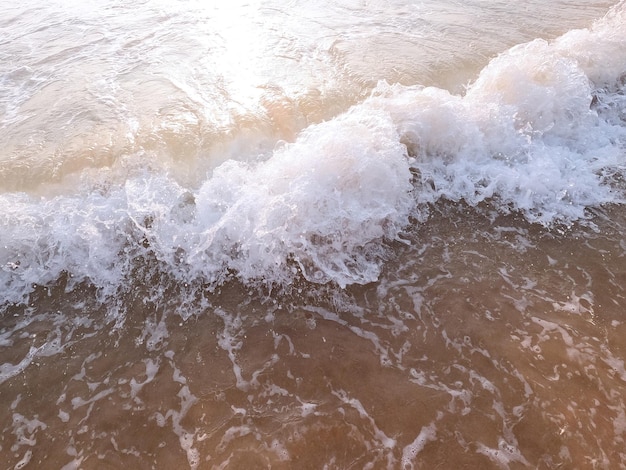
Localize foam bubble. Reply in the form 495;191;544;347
401;422;438;469
476;439;530;468
152;385;200;469
129;358;160;400
14;449;32;470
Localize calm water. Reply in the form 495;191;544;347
1;1;626;468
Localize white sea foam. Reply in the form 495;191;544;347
0;3;625;304
153;385;200;469
401;422;438;469
370;2;626;223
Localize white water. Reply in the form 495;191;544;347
1;1;625;304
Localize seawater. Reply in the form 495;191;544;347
1;0;626;468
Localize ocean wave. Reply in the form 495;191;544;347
1;2;625;304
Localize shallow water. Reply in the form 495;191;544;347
1;1;626;468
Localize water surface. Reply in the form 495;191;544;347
1;1;626;468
